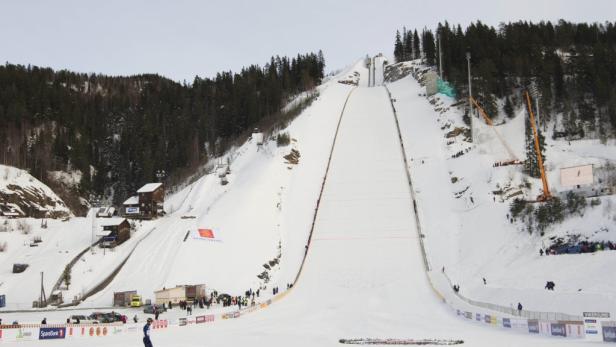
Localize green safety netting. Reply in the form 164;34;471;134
437;78;456;97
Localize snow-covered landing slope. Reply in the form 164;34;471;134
387;65;616;317
78;63;363;306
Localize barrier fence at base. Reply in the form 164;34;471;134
0;291;280;343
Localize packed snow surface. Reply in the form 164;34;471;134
1;59;595;346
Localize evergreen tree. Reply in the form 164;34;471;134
403;29;413;62
422;29;436;65
524;115;547;178
394;30;404;63
413;30;420;60
504;97;514;119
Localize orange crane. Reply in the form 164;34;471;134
469;96;522;166
524;91;551;202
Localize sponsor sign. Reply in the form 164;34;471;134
0;327;38;342
475;313;481;322
0;294;5;308
503;318;511;328
484;315;491;324
222;311;240;319
198;229;214;238
528;320;540;334
196;315;215;324
603;326;616;342
39;327;66;340
125;207;140;214
550;323;566;337
566;323;584;338
584;313;611;341
179;318;187;326
192;228;222;242
584;312;610;318
153;320;168;329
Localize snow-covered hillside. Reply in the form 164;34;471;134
1;57;580;347
387;60;616;317
0;164;71;218
1;57;611;347
51;61;369;308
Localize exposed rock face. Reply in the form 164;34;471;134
0;165;71;218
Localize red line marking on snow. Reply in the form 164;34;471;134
313;235;413;241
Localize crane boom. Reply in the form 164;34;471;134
469;96;520;162
524;91;551;201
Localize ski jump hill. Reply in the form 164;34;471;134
1;57;612;346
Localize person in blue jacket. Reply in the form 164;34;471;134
143;317;153;347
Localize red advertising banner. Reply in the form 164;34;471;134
196;315;215;324
198;229;214;238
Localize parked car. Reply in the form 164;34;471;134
88;312;112;323
143;304;167;314
106;312;127;324
88;311;127;323
69;315;99;324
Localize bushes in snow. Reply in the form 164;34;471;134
276;132;291;147
566;191;587;215
510;196;566;233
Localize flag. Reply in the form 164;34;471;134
198;228;214;238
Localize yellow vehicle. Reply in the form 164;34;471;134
130;294;142;307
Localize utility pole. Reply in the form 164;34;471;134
90;195;101;254
367;57;371;87
466;52;473;142
39;272;47;308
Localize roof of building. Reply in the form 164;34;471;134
137;183;163;193
96;229;114;237
100;217;128;227
96;206;116;216
154;284;204;293
123;196;139;205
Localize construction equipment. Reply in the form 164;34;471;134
469;96;522;166
524;91;551;202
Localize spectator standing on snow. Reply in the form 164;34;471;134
517;302;523;315
482;278;487;285
154;307;159;321
143;317;153;347
539;248;544;256
41;318;47;325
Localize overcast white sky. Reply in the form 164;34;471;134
0;0;613;82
